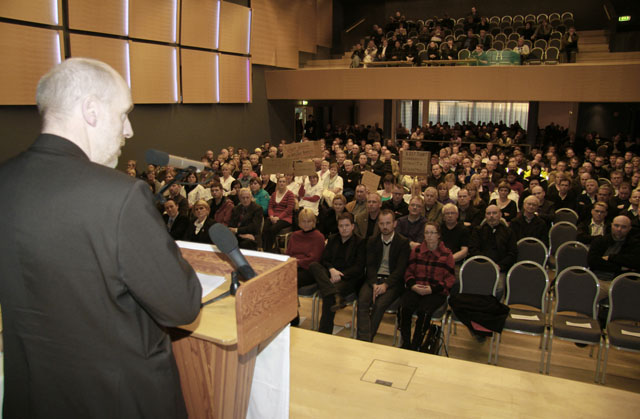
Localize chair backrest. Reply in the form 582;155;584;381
505;261;549;310
554;208;579;225
550;31;563;40
416;42;425;51
502;15;513;24
524;40;532;49
491;27;501;36
495;33;507;43
555;267;599;318
492;40;504;51
509;33;520;41
545;46;560;62
506;40;518;49
549;12;561;21
555;240;588;276
549;39;562;49
525;14;536;23
503;26;514;35
537;13;549;23
561;12;574;21
534;39;547;49
513;15;524;23
517;237;548;266
548;221;577;256
490;16;501;24
529;47;543;60
608;273;640;324
458;49;470;60
459;256;500;296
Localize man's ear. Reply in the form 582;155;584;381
81;96;99;127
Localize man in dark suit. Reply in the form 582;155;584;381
164;198;190;240
357;209;411;341
0;58;202;418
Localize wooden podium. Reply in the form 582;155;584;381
171;244;298;418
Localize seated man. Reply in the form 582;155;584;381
207;181;234;225
621;188;640;234
228;188;264;250
510;195;549;245
549;174;578;211
163;198;189;240
357;210;411;342
423;186;443;224
440;203;470;266
309;213;366;334
396;195;427;250
531;185;555;226
355;192;382;239
456;188;482;228
469;205;517;298
346;184;367;218
382;183;409;218
577;201;609;245
588;215;640;300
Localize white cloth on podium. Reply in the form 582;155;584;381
247;326;290;419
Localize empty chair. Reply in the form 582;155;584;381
416;42;425;51
490;27;501;37
549;38;562;49
490;16;501;25
554;208;579;225
418;50;429;64
556;24;567;34
563;18;574;27
534;39;548;49
525;14;536;24
298;283;320;330
502;26;514;36
546;267;603;381
495;33;508;43
509;32;521;41
513;15;524;23
501;16;513;25
458;49;470;60
506;40;518;50
555;241;589;280
548;221;577;265
445;256;500;363
517;237;548;267
601;273;640;384
492;261;550;371
492;40;504;51
561;12;574;21
537;14;549;23
549;12;561;22
550;31;563;40
456;17;464;25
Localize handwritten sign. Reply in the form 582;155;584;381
361;171;381;193
293;160;317;177
400;150;431;177
282;141;324;160
262;158;293;175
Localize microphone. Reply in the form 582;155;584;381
208;223;257;283
145;149;206;172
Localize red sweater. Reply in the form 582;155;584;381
268;190;296;224
286;229;325;270
404;241;455;295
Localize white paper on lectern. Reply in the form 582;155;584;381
195;272;226;298
247;326;290;419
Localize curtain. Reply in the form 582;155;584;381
427;101;529;129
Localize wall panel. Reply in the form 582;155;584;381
181;0;220;49
251;0;277;66
219;55;250;103
297;0;317;54
0;0;60;25
130;42;178;103
68;0;127;36
274;0;299;69
69;34;129;84
219;1;251;54
129;0;177;43
181;49;219;103
0;23;62;105
315;0;332;48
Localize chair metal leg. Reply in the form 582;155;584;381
545;329;554;374
493;333;502;365
488;333;495;364
538;329;548;373
445;313;452;348
393;315;399;347
594;339;603;383
601;336;610;384
311;292;319;331
350;300;357;339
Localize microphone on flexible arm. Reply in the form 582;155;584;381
145;149;207;172
203;223;257;305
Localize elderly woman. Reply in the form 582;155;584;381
399;222;455;351
228;188;264;250
263;175;296;252
183;200;214;244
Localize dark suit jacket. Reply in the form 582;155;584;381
469;222;517;272
164;213;190;240
182;217;215;243
321;233;366;283
365;233;411;289
229;201;264;243
0;135;202;418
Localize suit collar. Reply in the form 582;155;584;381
30;134;89;161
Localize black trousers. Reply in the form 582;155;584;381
399;290;447;350
262;219;291;252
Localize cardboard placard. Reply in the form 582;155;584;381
282;141;324;160
293;160;317;177
262;158;294;175
400;150;431;177
361;171;381;193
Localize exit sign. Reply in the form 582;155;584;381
619;16;631;22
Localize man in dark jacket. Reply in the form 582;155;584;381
357;210;411;341
310;212;366;334
510;195;549;245
0;58;202;418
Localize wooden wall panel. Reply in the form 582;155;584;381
297;0;316;54
130;42;178;103
0;23;62;105
0;0;60;25
181;49;219;103
181;0;220;49
129;0;177;43
250;0;276;66
68;0;127;36
274;0;298;69
315;0;332;48
219;1;251;55
265;64;640;103
69;34;129;85
219;54;250;103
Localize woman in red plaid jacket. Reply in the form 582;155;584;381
399;222;455;350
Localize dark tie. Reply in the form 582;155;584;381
167;217;174;231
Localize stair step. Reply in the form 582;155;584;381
579;44;609;52
576;51;640;62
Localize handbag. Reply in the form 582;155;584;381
419;323;443;355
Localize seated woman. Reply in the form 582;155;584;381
263;175;296;252
377;174;395;201
183;200;215;244
249;176;270;215
186;171;212;208
320;194;348;237
228;188;264;250
489;181;519;223
399;222;455;350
